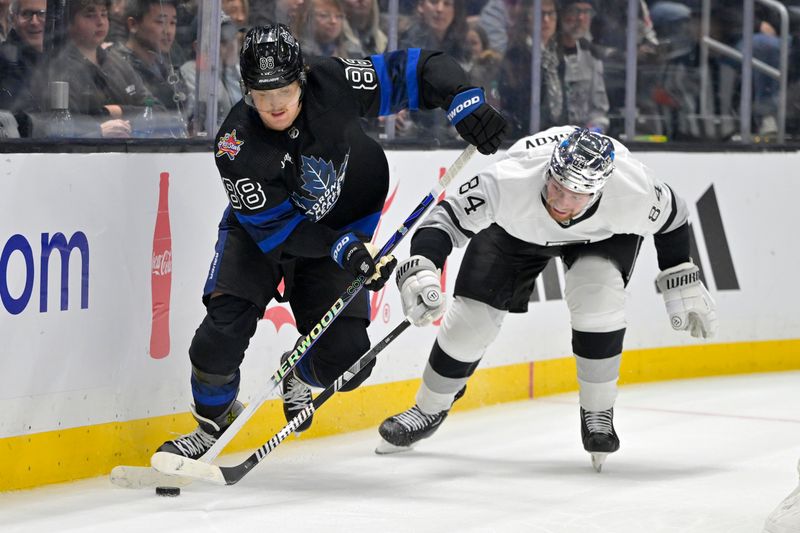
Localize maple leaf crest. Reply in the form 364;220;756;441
291;152;350;221
299;155;336;196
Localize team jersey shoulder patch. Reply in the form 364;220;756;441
216;129;245;160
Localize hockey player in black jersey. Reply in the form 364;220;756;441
377;126;718;471
156;24;507;460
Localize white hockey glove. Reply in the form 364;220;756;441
396;255;446;327
655;262;718;339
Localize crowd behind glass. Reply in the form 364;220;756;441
1;0;799;143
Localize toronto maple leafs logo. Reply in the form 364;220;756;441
291;151;350;221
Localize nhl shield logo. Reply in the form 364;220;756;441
216;129;245;160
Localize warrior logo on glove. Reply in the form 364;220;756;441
656;262;718;339
395;255;446;327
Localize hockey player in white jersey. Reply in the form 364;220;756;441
376;126;718;471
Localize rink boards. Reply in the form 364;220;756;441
1;149;798;490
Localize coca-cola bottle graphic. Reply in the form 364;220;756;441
150;172;172;359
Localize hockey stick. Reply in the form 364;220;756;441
151;317;414;484
152;144;476;470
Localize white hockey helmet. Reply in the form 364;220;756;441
549;128;616;195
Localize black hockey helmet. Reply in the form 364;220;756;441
240;24;305;92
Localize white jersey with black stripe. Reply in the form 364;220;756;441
419;125;688;248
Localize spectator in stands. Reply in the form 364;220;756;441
559;0;609;132
38;0;158;138
749;10;782;136
715;3;784;138
478;0;516;56
786;5;800;136
303;0;364;57
465;0;489;17
396;0;469;144
590;0;660;134
399;0;469;66
591;0;659;58
107;0;127;44
647;1;702;140
465;20;501;108
342;0;386;55
171;0;197;66
0;0;11;43
222;0;248;28
249;0;306;31
180;15;242;132
110;0;189;134
0;0;46;135
498;0;563;135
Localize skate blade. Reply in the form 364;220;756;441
374;438;414;455
590;452;609;473
110;465;193;489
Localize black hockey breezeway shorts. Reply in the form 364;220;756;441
202;219;370;331
454;224;643;313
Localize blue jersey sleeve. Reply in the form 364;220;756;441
333;49;471;117
369;48;422;115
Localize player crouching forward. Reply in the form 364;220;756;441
377;126;718;471
155;23;507;462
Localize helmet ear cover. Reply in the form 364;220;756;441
549;127;616;195
239;23;306;107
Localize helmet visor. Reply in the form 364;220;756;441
249;83;302;112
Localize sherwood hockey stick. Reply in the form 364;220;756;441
114;145;474;489
146;144;477;476
152;317;414;484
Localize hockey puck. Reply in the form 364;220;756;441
155;486;181;497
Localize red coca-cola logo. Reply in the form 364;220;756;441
152;250;172;276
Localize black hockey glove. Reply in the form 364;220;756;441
331;232;397;291
365;253;397;291
447;88;508;155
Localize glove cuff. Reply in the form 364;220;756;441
396;255;438;287
656;261;699;292
331;232;359;267
446;88;485;125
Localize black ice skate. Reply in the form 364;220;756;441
375;386;466;454
281;350;314;434
157;401;244;460
580;407;620;472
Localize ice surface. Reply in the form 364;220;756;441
2;371;798;533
